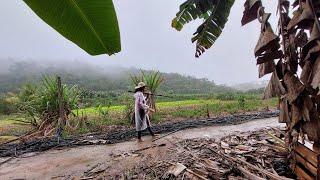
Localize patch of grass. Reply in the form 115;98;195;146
0;114;32;136
0;135;17;144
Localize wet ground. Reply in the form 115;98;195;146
0;117;284;179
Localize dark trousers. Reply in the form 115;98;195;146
137;120;154;139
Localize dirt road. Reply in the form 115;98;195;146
0;117;284;179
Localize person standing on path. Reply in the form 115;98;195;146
134;82;155;142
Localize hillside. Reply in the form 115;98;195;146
231;80;268;92
0;59;233;94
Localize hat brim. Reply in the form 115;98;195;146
135;85;146;90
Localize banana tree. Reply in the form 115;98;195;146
172;0;235;57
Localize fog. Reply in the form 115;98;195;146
0;0;279;85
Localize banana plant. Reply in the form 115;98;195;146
172;0;235;57
23;0;121;56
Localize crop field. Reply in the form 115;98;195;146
0;95;278;138
75;97;277;128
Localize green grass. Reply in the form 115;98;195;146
1;97;278;137
0;114;32;136
75;97;277;129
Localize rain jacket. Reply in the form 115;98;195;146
134;91;150;131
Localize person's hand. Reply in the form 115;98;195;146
148;108;155;113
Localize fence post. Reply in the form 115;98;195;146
56;76;65;141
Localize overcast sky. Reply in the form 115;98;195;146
0;0;279;85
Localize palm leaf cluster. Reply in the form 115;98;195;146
130;70;164;111
18;76;79;134
172;0;235;57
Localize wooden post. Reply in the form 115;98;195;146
318;154;320;180
56;76;65;140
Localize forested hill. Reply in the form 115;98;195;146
0;59;233;94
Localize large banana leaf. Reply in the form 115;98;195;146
172;0;235;57
172;0;214;31
23;0;121;56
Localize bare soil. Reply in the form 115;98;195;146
0;117;285;179
0;111;278;157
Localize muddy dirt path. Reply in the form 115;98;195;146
0;117;284;179
0;111;278;157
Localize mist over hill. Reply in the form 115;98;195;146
0;58;233;94
231;80;268;92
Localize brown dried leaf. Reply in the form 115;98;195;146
300;60;312;84
283;72;305;103
287;9;302;31
311;55;320;89
302;118;320;143
255;23;280;57
276;60;285;80
241;0;262;26
258;60;275;78
257;50;283;64
279;97;290;123
303;23;320;56
263;72;286;99
295;30;308;48
288;1;314;30
302;96;314;122
290;103;302;129
304;45;320;61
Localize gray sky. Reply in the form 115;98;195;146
0;0;278;85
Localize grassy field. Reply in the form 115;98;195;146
0;96;278;137
75;97;277;128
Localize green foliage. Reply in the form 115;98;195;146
130;70;164;110
0;95;18;115
23;0;121;55
37;76;79;115
216;92;236;101
96;103;111;119
172;0;235;57
141;71;164;94
130;73;144;87
121;93;134;121
237;95;246;109
18;76;80;125
130;70;164;93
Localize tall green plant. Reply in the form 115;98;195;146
130;70;164;111
18;76;80;130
